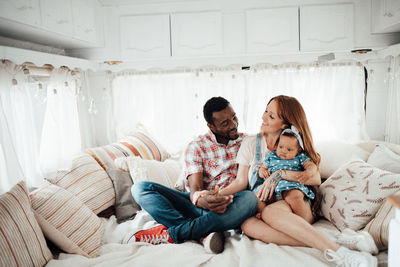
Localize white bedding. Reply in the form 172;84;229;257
45;210;388;267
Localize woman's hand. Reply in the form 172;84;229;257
196;186;234;214
256;170;284;202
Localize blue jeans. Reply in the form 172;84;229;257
131;181;258;243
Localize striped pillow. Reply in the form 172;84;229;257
363;190;399;250
87;130;170;170
0;181;53;267
47;153;115;214
30;183;104;258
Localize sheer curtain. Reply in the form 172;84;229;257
112;62;367;153
245;63;367;142
39;68;82;175
112;67;246;154
384;56;400;144
0;60;44;192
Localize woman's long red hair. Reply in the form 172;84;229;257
269;95;321;166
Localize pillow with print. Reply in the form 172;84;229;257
319;158;400;231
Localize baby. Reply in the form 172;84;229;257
258;126;315;221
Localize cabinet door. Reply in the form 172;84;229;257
246;7;299;53
120;14;171;59
171;12;222;57
0;0;41;25
300;4;354;52
372;0;400;33
71;0;97;44
41;0;73;36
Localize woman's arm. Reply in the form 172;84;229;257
282;161;321;186
219;164;250;196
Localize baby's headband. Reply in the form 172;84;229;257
281;125;304;150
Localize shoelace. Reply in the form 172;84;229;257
139;233;169;245
324;249;343;265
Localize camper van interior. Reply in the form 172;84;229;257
1;0;400;266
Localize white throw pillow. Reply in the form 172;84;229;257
319;159;400;231
115;156;182;188
316;141;370;179
367;144;400;173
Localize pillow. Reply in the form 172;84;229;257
316;141;370;179
87;129;170;171
367;144;400;174
47;153;115;214
319;159;400;231
0;181;53;267
363;191;399;250
30;183;104;258
115;156;182;189
106;169;141;223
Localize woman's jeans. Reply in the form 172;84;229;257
132;181;258;243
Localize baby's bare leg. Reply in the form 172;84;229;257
282;190;313;223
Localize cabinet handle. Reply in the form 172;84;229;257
384;12;393;17
57;19;69;24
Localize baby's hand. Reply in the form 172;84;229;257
258;166;270;178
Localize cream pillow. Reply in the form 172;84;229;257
367;144;400;173
30;183;104;258
0;181;53;267
319;159;400;231
115;156;182;188
47;153;115;214
316;141;370;179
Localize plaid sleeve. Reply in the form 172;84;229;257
184;141;203;177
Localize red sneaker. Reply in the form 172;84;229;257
124;225;174;245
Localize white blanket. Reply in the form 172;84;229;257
46;211;387;267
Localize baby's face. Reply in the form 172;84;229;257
276;135;301;160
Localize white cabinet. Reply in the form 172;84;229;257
372;0;400;33
300;4;354;52
41;0;73;36
71;0;98;44
171;12;222;57
0;0;41;26
246;7;299;54
120;14;171;59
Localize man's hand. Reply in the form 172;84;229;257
258;166;270;178
196;186;233;214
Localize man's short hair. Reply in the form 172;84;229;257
203;97;230;125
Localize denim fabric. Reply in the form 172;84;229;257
132;181;258;243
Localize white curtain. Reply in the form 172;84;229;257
39;68;82;175
0;61;44;192
384;56;400;144
245;63;367;141
112;63;367;153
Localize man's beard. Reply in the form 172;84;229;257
212;129;239;141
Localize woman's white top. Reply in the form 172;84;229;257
236;135;270;182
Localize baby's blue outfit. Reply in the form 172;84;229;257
263;150;315;199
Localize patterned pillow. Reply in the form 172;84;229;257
47;153;115;214
30;183;104;258
319;159;400;231
0;181;53;267
87;129;170;170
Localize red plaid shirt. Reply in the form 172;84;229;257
184;130;246;191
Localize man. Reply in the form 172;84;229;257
127;97;258;253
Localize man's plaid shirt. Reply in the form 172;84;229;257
184;130;246;191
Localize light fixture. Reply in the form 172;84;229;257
104;61;123;65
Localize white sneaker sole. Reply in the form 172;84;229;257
202;232;225;254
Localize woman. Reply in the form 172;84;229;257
220;95;377;266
